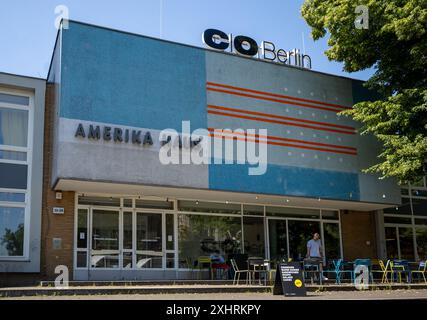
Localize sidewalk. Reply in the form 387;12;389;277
3;289;427;300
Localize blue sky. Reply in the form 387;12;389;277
0;0;373;80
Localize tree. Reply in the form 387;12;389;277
301;0;427;184
1;223;24;256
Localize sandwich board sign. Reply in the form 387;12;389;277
273;262;306;296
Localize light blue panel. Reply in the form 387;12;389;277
209;163;360;201
60;21;207;131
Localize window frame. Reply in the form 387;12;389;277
0;87;34;260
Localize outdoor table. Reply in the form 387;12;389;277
247;257;267;285
303;258;323;285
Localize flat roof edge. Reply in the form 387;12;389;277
62;19;369;83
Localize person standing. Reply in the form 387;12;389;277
306;233;328;281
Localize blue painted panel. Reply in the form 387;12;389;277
209;163;360;201
60;22;207;131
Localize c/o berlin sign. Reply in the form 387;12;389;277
202;28;312;69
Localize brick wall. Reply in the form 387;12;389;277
40;84;75;280
340;210;378;260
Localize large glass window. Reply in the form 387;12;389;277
178;214;242;268
384;197;412;215
323;223;341;260
178;200;241;215
136;212;163;268
412;198;427;217
0;207;25;256
385;227;399;259
416;228;427;260
243;216;264;257
0;93;32;259
91;210;119;268
266;206;320;219
268;219;287;262
399;227;415;260
287;220;320;261
0;107;28;147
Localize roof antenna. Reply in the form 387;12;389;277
301;32;306;55
159;0;163;38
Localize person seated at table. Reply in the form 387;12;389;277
306;232;328;281
210;250;225;264
210;250;229;279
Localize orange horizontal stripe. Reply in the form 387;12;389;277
207;128;357;151
207;104;355;131
208;134;357;155
206;87;345;113
207;110;356;135
207;81;350;110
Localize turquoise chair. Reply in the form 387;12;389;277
330;259;353;284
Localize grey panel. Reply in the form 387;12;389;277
0;163;27;189
0;92;29;106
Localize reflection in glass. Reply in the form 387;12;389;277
178;201;241;214
243;216;264;257
178;214;242;268
416;228;427;260
123;252;133;268
76;251;87;268
166;214;174;250
287;220;320;261
123;212;132;250
91;210;119;268
77;209;87;249
166;253;175;268
0;206;25;256
385;227;398;259
399;227;414;260
136;213;162;268
268;220;287;262
323;223;341;260
0;107;28;147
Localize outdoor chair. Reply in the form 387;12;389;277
390;260;410;283
378;260;391;283
230;258;249;285
196;256;212;280
328;259;353;284
410;260;426;283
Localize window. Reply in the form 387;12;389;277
178;214;242;268
323;223;341;260
178;200;241;214
287;220;320;261
0;89;32;259
0;207;25;256
268;219;287;262
266;206;320;219
243;216;264;257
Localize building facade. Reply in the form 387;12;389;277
0;72;46;283
4;20;427;283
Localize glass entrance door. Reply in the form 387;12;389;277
78;208;176;270
91;209;120;268
136;212;163;268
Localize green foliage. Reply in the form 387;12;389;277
301;0;427;184
1;223;24;256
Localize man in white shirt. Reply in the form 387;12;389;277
306;233;328;281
